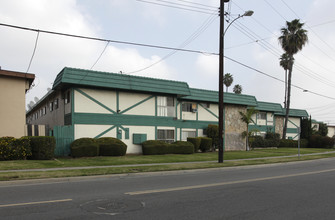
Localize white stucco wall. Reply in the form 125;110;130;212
74;88;116;114
120;92;155;116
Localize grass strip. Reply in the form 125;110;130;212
0;148;334;171
1;152;335;181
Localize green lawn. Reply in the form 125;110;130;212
0;148;334;171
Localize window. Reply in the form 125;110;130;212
182;131;196;141
182;103;192;112
49;102;53;112
182;102;197;112
65;91;70;104
201;103;210;108
42;106;47;115
157;96;175;117
157;129;175;143
54;99;59;109
257;112;266;120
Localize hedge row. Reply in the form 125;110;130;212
70;137;127;157
142;140;194;155
309;135;334;148
0;136;55;161
187;137;213;152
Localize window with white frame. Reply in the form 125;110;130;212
157;129;175;143
182;131;196;141
54;99;59;109
157;96;175;117
49;102;53;112
64;91;71;104
257;112;266;120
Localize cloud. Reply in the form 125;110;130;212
0;0;175;107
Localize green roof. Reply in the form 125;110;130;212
52;67;191;96
181;88;258;106
255;101;283;113
277;108;309;118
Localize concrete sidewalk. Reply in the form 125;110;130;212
1;151;334;173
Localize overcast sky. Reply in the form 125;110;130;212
1;0;335;124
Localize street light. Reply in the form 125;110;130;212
218;0;253;163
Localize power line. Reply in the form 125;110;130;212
176;0;218;9
26;31;40;73
90;41;110;70
224;55;335;101
0;22;218;56
136;0;218;15
126;9;218;74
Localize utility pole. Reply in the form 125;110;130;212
218;0;228;163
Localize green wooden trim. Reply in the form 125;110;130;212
116;91;119;113
180;127;182;141
119;95;154;114
73;113;214;129
175;126;178;141
175;98;178;118
117;126;122;139
94;125;117;138
287;128;298;133
119;125;129;139
75;88;116;114
180;101;182;120
155;125;157;139
71;88;75;126
199;103;218;119
249;125;275;132
196;103;199;137
288;119;299;128
155;96;157;117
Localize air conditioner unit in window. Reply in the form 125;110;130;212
192;108;198;113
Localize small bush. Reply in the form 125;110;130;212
71;138;99;158
170;141;194;154
279;139;298;148
96;137;127;156
199;137;212;152
250;136;264;148
142;140;169;155
309;135;335;148
28;136;55;160
187;137;201;152
207;124;218;148
0;136;31;161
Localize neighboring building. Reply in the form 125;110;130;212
26;67;308;155
0;69;35;138
327;125;335;138
276;109;309;140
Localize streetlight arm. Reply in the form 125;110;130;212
224;10;254;36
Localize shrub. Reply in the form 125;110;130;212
187;137;201;152
199;137;212;152
249;136;264;148
170;141;194;154
207;124;218;148
0;136;31;161
28;136;55;160
309;135;335;148
96;137;127;156
142;140;169;155
71;138;99;158
279;139;298;148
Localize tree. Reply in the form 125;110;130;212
239;107;258;151
223;73;233;92
279;53;294;108
318;123;328;136
233;84;242;94
278;19;308;140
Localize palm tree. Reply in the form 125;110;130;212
223;73;233;92
279;53;293;108
239;107;258;151
278;19;308;140
233;84;242;94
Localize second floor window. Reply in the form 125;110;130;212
157;96;175;117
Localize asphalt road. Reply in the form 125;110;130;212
1;158;335;219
